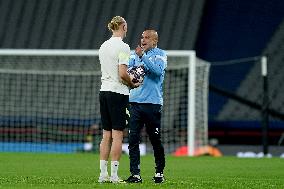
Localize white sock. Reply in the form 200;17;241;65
100;160;108;176
111;161;119;178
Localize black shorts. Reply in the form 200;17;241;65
99;91;129;131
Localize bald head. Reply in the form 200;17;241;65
140;30;159;51
144;30;158;42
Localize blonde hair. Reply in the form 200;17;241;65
107;16;125;31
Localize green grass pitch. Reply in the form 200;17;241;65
0;153;283;188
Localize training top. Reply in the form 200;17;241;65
129;47;167;105
99;37;130;95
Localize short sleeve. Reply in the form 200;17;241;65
118;43;130;66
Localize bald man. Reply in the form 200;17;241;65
125;30;167;184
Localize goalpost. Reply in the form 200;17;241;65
0;49;209;156
164;51;210;156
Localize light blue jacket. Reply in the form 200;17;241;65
128;47;167;105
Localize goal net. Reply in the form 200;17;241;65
0;50;210;156
163;51;210;156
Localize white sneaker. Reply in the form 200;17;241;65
98;174;110;183
110;176;126;184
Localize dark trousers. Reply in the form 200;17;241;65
128;103;165;175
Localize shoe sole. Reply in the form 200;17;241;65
111;180;127;184
125;180;142;183
153;178;165;183
98;180;110;183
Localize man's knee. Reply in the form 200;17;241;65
128;131;140;146
101;130;111;142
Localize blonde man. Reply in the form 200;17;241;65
98;16;139;183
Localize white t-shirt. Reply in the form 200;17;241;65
99;37;130;95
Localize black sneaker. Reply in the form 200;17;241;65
153;173;165;183
124;175;142;183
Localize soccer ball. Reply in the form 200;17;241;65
127;65;146;84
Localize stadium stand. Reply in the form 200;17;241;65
0;0;284;150
0;0;209;153
195;0;284;145
0;0;205;50
214;19;284;145
218;19;284;121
